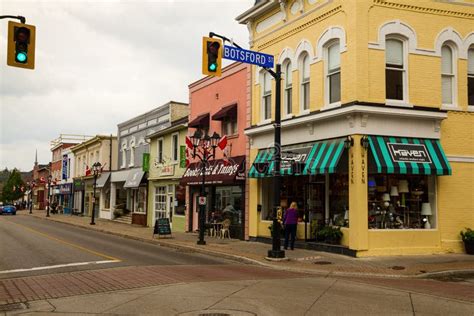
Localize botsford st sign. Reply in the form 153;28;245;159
387;143;432;163
223;45;274;68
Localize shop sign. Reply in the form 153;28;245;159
179;145;186;168
159;165;175;176
181;156;245;185
73;179;84;190
60;183;72;194
387;143;431;163
142;153;150;172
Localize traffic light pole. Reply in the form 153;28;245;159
0;16;26;23
208;32;285;258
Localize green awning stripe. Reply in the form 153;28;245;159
319;141;336;174
401;137;420;175
390;136;407;174
368;136;383;173
302;142;319;175
377;136;395;173
412;138;431;175
424;139;443;175
435;140;452;175
310;142;327;174
328;141;345;173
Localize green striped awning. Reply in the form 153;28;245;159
368;136;451;175
248;149;273;178
302;138;346;175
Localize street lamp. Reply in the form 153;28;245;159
27;180;35;214
90;162;102;225
189;129;221;245
46;175;52;217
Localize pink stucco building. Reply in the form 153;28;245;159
182;62;250;240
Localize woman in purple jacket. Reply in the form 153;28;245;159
283;202;298;250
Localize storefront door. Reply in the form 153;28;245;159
304;182;325;240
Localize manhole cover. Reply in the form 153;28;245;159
0;303;25;312
314;261;333;265
179;309;256;316
391;266;405;270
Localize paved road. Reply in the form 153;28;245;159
0;215;232;279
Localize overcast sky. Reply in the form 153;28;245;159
0;0;254;171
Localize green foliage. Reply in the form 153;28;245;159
460;228;474;242
2;169;24;203
316;226;343;244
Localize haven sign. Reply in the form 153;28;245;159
387;143;431;163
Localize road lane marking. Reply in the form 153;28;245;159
6;219;121;262
0;260;120;274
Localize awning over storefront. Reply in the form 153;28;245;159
212;104;237;121
368;136;451;175
188;113;210;128
124;170;146;188
110;169;130;182
95;172;110;188
180;155;245;185
249;139;346;178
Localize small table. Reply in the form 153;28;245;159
211;222;223;237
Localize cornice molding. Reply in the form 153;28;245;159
373;0;474;19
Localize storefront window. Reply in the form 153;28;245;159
261;178;275;221
329;174;349;227
104;187;111;209
368;174;436;229
136;187;146;213
154;186;167;220
214;186;242;225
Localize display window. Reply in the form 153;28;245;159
367;174;436;229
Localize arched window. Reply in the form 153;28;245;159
468;47;474;107
300;54;310;112
441;44;456;106
262;71;272;121
385;38;407;102
326;41;341;105
283;61;292;116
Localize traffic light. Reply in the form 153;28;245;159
202;36;222;76
7;21;36;70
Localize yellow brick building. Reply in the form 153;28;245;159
237;0;474;256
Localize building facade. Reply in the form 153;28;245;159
183;62;250;240
71;135;117;218
146;112;189;231
111;101;189;226
238;0;474;255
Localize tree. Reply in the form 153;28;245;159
2;169;24;203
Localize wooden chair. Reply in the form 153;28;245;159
220;219;231;239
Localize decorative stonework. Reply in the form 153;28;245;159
256;11;285;34
279;0;288;22
373;0;474;19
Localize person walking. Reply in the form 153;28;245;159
283;202;298;250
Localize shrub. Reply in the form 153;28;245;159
460;228;474;242
316;226;343;244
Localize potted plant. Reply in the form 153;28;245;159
460;228;474;255
316;226;343;244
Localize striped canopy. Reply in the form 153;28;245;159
368;136;451;175
302;138;346;175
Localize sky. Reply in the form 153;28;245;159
0;0;254;171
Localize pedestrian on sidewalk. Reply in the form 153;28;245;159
283;202;298;250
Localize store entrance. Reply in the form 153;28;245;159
304;181;325;241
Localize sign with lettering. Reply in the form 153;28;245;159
223;45;274;68
153;218;172;237
62;155;68;180
179;146;186;168
387;143;431;163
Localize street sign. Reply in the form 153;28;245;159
198;196;207;206
223;45;274;68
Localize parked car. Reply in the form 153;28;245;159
2;205;16;215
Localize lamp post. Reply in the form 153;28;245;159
190;130;221;245
90;162;102;225
46;175;52;217
27;180;35;214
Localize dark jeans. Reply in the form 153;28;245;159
284;223;297;250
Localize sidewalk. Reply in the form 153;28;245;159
24;210;474;278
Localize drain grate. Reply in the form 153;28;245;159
313;261;333;265
0;303;24;312
391;266;406;270
199;314;230;316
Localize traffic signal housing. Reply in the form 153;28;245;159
202;37;222;76
7;21;36;70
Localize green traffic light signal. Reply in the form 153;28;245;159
202;36;222;76
7;21;36;69
209;63;217;71
16;52;27;63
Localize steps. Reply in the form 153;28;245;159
113;213;132;225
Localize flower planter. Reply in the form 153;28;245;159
464;240;474;255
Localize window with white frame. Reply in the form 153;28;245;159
154;186;167;220
129;137;135;167
326;41;341;105
262;72;272;121
441;44;456;106
157;138;164;163
300;54;310;111
468;47;474;107
284;61;293;115
385;38;406;101
171;133;179;162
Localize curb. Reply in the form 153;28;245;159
27;214;474;280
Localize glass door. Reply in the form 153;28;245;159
304;182;325;241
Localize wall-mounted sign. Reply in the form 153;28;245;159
159;165;175;176
179;145;186;168
142;153;150;172
62;155;68;180
387;143;431;163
